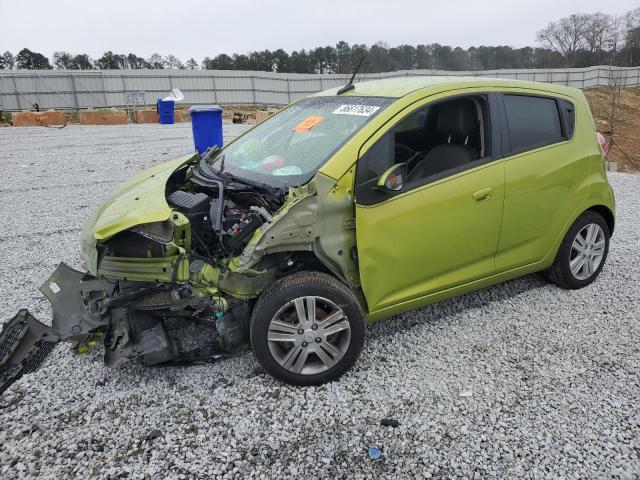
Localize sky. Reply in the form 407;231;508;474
0;0;638;61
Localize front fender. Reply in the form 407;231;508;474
81;153;197;275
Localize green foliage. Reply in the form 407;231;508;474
95;51;125;69
4;9;640;72
16;48;51;69
0;51;15;69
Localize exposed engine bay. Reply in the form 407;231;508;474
167;160;284;262
81;159;291;369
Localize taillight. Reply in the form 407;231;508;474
597;132;609;157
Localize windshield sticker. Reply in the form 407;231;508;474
332;104;381;116
293;115;325;132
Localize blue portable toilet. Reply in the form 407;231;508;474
157;99;175;124
190;106;223;154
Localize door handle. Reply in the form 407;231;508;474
472;187;493;203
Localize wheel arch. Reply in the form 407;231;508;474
543;201;614;273
254;251;370;315
586;204;614;235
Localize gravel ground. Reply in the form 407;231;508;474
0;123;639;480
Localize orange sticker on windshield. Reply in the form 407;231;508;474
293;115;324;132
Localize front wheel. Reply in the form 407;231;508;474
250;271;365;386
545;211;610;289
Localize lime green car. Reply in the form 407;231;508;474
0;76;615;390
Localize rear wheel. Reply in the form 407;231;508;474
545;211;610;289
250;271;365;386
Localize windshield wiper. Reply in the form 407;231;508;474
202;145;221;164
220;169;283;196
192;159;229;186
200;146;233;185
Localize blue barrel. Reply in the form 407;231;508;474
157;99;175;124
190;106;223;154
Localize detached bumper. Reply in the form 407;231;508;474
0;263;107;396
0;260;244;396
0;310;59;395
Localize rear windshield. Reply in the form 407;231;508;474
216;96;393;187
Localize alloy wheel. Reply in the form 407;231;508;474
267;296;351;375
569;223;606;280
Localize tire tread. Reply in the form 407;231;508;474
544;210;610;290
249;271;365;386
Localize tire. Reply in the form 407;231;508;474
545;210;610;290
250;271;365;386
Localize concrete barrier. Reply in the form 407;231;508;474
79;108;128;125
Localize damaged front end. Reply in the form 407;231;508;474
0;150;353;395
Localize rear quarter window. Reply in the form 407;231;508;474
558;99;576;139
504;94;564;154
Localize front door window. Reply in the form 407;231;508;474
356;95;492;205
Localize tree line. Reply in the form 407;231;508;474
1;9;639;73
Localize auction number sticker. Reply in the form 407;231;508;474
333;104;381;116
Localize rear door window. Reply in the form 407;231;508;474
503;94;563;154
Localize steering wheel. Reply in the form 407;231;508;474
396;143;425;171
406;150;425;171
395;143;416;162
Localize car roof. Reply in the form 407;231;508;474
314;75;579;99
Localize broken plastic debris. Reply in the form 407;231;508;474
368;447;381;459
380;418;400;428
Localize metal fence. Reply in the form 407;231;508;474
1;65;639;112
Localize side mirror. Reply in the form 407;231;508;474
376;163;408;192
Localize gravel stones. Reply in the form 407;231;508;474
0;123;639;479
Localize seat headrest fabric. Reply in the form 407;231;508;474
436;102;476;138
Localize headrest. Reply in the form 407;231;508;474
436;101;476;138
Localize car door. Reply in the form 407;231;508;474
354;93;505;315
494;91;589;271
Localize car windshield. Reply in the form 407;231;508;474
212;96;393;187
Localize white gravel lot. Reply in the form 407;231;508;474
0;123;639;480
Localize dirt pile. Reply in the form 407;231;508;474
79;108;128;125
134;109;159;124
12;110;66;127
585;88;640;174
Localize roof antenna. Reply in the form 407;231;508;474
337;56;365;95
